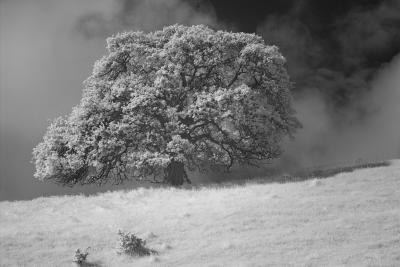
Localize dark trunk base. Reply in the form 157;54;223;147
164;160;190;186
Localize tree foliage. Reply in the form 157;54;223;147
33;24;300;186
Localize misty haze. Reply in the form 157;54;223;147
1;0;399;266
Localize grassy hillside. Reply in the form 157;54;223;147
1;161;399;266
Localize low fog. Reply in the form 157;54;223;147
283;55;400;168
1;0;399;200
258;0;400;168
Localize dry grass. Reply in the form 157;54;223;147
0;160;399;266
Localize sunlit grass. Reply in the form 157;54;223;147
0;160;399;266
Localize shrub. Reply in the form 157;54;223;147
117;230;157;257
73;247;90;266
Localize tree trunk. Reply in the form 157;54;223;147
164;160;188;186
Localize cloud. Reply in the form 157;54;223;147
258;14;323;83
257;0;400;102
257;0;400;167
335;0;400;70
76;0;220;38
283;54;400;167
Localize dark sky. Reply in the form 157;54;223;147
209;0;296;31
1;0;400;201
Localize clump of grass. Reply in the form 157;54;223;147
117;230;157;257
73;247;90;266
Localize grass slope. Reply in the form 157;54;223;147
1;161;399;267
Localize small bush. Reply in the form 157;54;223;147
117;230;157;257
73;247;90;266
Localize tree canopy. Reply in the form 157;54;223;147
33;24;301;186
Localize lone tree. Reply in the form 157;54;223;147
33;25;300;186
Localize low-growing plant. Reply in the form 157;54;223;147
117;230;157;257
73;247;90;266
